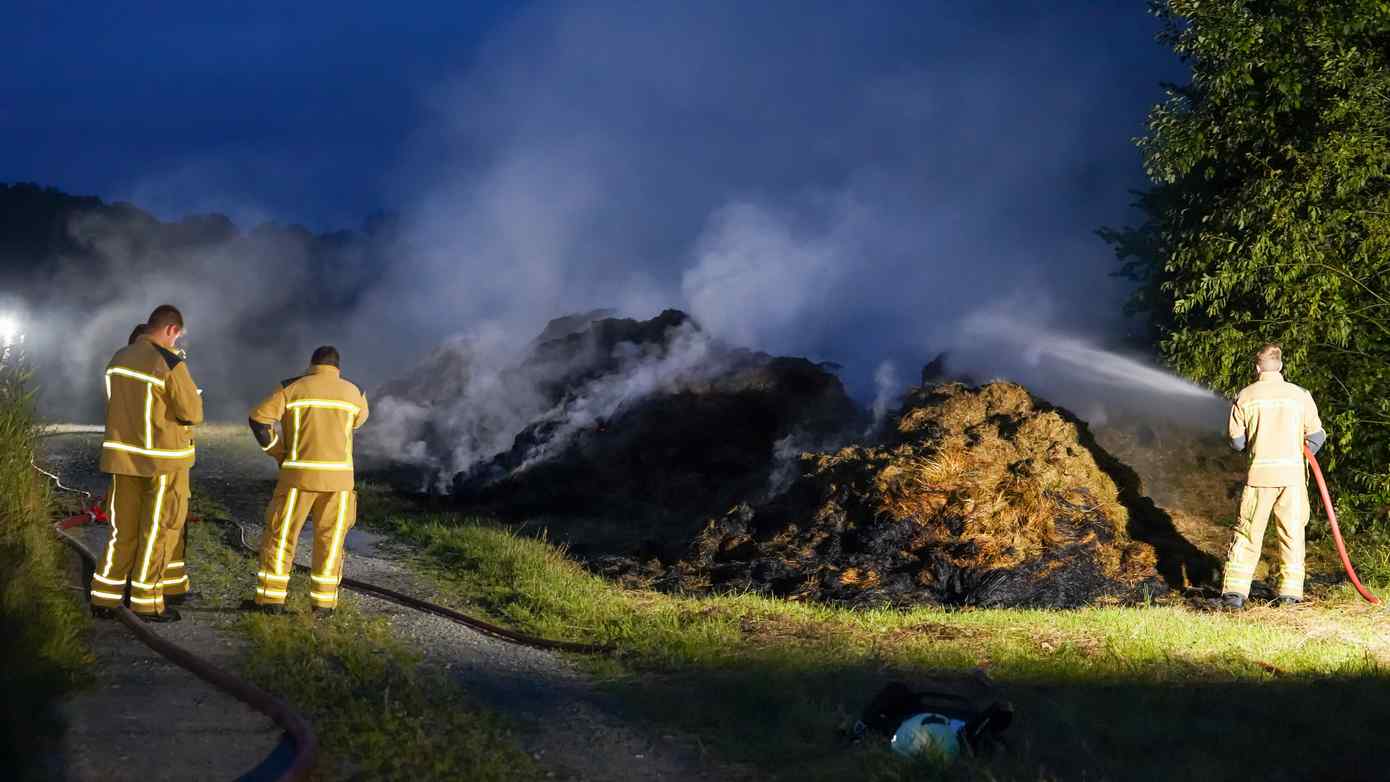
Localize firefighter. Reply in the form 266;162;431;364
127;323;195;605
1221;344;1326;609
245;345;369;615
89;306;202;622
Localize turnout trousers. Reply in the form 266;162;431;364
161;469;191;597
89;473;189;615
1221;483;1309;600
255;486;356;608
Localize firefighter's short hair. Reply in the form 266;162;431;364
1256;343;1283;372
146;305;184;331
311;345;340;367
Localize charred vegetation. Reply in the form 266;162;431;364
601;382;1170;607
375;311;1231;609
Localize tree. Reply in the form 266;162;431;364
1108;0;1390;530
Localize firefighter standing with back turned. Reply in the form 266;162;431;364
245;346;369;615
127;323;197;605
90;306;202;622
1221;344;1326;609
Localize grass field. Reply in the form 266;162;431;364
133;426;1390;779
358;489;1390;781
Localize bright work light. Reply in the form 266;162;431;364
0;314;20;346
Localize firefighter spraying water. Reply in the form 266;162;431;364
1219;345;1325;609
974;320;1380;607
1217;343;1379;608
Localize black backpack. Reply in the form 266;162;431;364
857;681;1014;756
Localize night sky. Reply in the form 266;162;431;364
4;1;1193;412
3;2;513;229
3;2;1181;232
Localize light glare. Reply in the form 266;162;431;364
0;315;21;346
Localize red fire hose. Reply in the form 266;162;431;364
1304;444;1380;605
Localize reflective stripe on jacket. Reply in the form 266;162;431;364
249;364;369;492
1228;371;1323;487
99;336;203;476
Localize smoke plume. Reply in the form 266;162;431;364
5;2;1201;479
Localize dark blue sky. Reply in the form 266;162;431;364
3;1;514;229
5;0;1198;415
3;2;1181;233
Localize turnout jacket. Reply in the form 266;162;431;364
249;364;369;492
100;335;203;476
1228;371;1324;488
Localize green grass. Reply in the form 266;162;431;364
0;363;91;781
239;604;537;781
363;505;1390;781
1338;526;1390;591
182;500;540;782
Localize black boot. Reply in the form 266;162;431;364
311;606;335;620
1274;595;1302;607
1220;592;1245;610
137;608;182;623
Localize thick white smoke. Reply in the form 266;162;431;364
511;322;723;471
682;199;861;357
362;314;740;490
18;2;1199;479
359;325;547;490
15;203;384;422
344;1;1156;397
867;360;902;436
339;1;1189;481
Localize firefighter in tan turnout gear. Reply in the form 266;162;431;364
127;323;195;604
246;346;369;614
90;306;202;622
1221;344;1326;609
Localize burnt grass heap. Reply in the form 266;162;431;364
378;309;1184;609
600;382;1168;608
451;310;864;534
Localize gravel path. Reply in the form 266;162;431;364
41;432;284;782
53;534;288;782
40;427;745;782
329;540;738;782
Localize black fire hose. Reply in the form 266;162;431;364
52;517;319;781
216;516;611;654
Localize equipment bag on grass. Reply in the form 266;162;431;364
856;681;1014;758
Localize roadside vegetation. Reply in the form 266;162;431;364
0;360;90;781
1104;1;1390;533
183;490;539;781
355;483;1390;781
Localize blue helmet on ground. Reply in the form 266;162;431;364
890;712;964;763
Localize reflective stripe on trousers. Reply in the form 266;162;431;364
90;473;184;614
1222;483;1309;599
255;488;355;607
